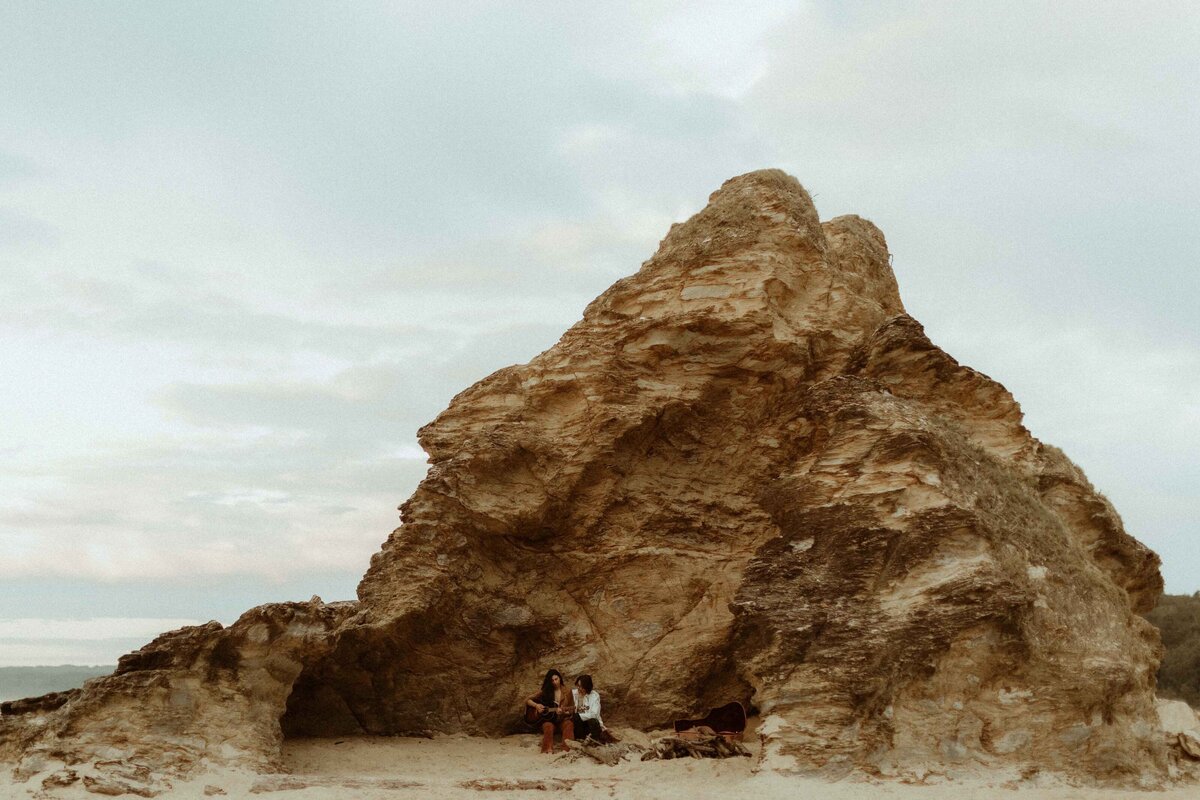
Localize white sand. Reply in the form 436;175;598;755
3;733;1196;799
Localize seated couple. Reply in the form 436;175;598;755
524;669;610;754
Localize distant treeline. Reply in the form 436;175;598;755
0;665;114;705
1145;592;1200;707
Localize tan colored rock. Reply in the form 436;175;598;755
1158;699;1200;764
2;599;354;782
1181;731;1200;760
1158;699;1200;735
0;170;1173;787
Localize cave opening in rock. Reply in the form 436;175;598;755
281;659;366;739
279;621;420;739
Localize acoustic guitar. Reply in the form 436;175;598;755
673;701;747;739
523;700;572;726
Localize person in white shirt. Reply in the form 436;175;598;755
571;674;605;741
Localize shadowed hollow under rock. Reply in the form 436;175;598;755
0;170;1171;789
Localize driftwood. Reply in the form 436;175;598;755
461;778;578;791
250;776;422;793
640;733;750;761
561;738;645;766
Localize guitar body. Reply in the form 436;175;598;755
673;701;747;737
523;701;562;726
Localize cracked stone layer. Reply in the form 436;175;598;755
1;170;1168;786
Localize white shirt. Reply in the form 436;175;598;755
572;688;603;726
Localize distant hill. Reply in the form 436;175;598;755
0;665;115;704
1144;592;1200;706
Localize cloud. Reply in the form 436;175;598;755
0;148;41;185
0;617;204;641
0;617;205;668
0;430;433;583
0;266;447;362
152;322;566;433
0;642;134;668
0;207;58;249
0;314;565;585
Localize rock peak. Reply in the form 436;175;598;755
653;167;824;269
587;168;902;342
712;166;812;200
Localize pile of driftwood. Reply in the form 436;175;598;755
561;738;646;766
640;732;750;761
562;732;748;764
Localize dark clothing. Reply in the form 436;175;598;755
531;703;558;725
530;690;562;725
572;714;602;741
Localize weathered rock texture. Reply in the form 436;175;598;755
1;170;1171;787
1;600;353;785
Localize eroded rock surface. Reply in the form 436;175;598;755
1;170;1170;786
2;599;354;789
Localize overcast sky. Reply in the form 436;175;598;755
1;1;1196;666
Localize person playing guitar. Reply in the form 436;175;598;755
524;668;575;753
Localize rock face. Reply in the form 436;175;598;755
1;170;1170;787
1;600;354;783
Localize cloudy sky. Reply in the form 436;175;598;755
1;1;1196;666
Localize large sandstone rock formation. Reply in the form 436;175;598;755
1;170;1172;788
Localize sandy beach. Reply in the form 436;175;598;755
5;731;1195;800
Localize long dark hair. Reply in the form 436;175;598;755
540;669;563;701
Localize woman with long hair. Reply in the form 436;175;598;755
525;668;575;753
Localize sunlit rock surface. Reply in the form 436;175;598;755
1;170;1170;789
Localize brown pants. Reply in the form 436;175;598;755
541;717;574;753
